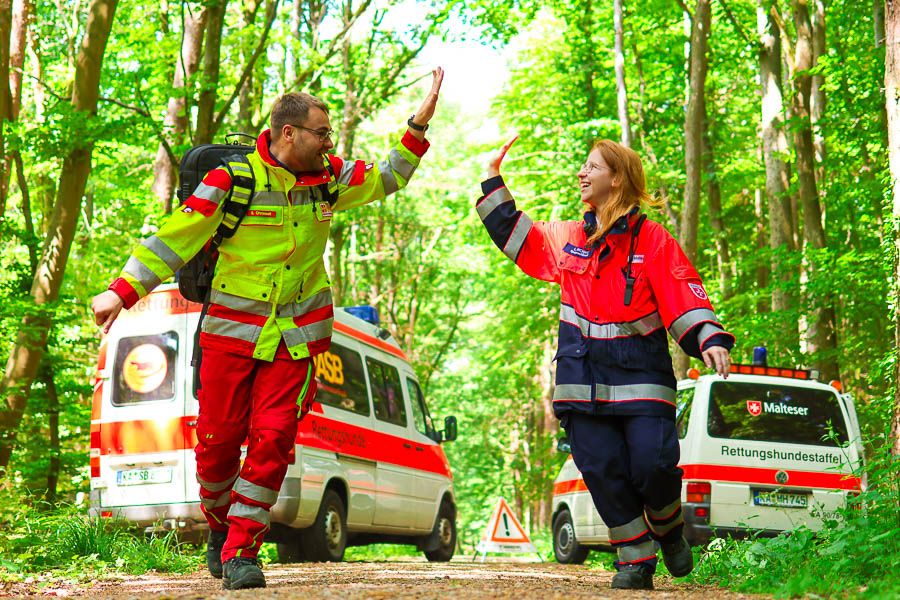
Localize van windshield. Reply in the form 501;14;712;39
707;381;849;446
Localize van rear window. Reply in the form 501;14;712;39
113;332;178;405
707;381;849;446
314;344;369;415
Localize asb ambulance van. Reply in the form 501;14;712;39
89;284;459;562
551;357;864;563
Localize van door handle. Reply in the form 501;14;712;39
415;446;424;452
186;420;198;428
403;443;412;449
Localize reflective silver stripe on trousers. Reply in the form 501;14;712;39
227;501;270;526
669;308;718;341
609;515;649;543
142;236;184;273
476;186;514;221
233;477;279;506
503;213;533;261
338;161;357;185
191;180;229;204
249;191;289;207
697;322;724;346
202;315;263;343
197;470;239;493
647;513;684;536
283;318;334;347
379;160;399;194
201;493;231;510
617;540;659;564
645;498;681;521
552;384;592;403
559;305;663;339
594;383;676;404
389;149;415;181
209;289;272;316
124;256;161;290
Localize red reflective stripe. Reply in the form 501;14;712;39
349;160;366;186
681;463;861;491
200;167;233;191
96;414;451;478
182;197;220;216
401;130;429;157
109;277;140;309
326;154;343;176
553;478;588;495
334;320;407;360
293;304;334;328
208;304;268;327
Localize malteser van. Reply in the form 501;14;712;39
551;355;864;563
89;284;459;562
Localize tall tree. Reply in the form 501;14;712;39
886;0;900;454
613;0;632;146
194;0;225;144
151;2;208;211
0;0;118;474
0;0;13;219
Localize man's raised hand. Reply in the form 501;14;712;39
409;67;444;137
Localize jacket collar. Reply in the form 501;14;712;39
256;129;331;187
583;206;640;246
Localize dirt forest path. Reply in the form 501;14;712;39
6;560;766;599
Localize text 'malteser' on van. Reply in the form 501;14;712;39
550;348;864;564
89;284;459;562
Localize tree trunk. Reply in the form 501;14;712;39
792;0;839;380
877;0;887;47
151;4;207;211
886;0;900;454
194;0;225;145
754;188;769;314
613;0;632;147
702;104;731;299
0;0;117;475
0;0;13;219
811;0;826;193
43;363;60;505
679;0;710;265
9;0;28;120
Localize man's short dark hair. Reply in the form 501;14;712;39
271;92;329;139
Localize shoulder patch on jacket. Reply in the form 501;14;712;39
563;243;594;259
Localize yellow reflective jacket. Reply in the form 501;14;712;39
109;129;429;361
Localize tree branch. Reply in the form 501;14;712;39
717;0;752;47
675;0;693;21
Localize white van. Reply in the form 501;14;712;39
550;360;864;563
89;284;459;562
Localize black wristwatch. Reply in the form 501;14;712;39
407;115;428;132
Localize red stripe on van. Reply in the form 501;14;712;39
681;464;861;491
334;320;407;360
94;413;451;478
553;479;588;495
117;288;202;320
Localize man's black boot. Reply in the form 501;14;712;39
222;557;266;590
610;564;654;590
206;529;228;579
661;536;694;577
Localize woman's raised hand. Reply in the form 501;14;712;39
486;135;519;179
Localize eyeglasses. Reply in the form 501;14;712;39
292;124;334;142
580;161;611;175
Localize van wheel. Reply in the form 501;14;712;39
553;508;589;564
275;538;306;563
425;502;456;562
300;489;347;562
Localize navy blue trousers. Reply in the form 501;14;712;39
561;412;685;572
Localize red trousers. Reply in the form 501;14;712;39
195;346;316;561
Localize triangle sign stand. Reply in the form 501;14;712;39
475;497;542;562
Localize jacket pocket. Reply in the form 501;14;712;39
557;253;590;275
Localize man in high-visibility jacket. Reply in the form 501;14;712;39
91;68;444;590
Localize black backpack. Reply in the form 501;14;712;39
176;133;257;304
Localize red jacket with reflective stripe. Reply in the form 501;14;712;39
477;177;734;417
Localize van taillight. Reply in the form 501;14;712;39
686;481;711;503
90;425;101;477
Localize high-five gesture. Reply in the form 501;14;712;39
407;67;444;140
486;135;519;179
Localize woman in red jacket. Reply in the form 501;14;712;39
477;137;733;590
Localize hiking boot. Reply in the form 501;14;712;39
206;529;228;579
222;557;266;590
661;536;694;577
611;564;654;590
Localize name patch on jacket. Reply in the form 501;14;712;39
247;209;277;218
563;243;594;259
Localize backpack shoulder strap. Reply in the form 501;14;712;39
317;158;339;206
623;213;648;306
214;153;255;244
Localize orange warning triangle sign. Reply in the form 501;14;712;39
487;498;531;543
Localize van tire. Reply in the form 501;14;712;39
424;502;456;562
553;508;589;564
301;489;347;562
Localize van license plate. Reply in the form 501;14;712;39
753;490;809;508
117;467;172;486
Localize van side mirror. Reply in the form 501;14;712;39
556;436;571;454
440;416;457;442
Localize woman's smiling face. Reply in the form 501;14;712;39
578;148;617;209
